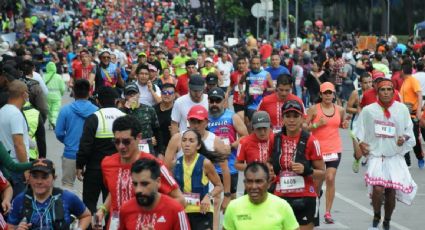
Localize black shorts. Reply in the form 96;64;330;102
233;104;245;113
324;153;342;169
187;212;213;230
282;197;317;225
245;109;256;121
219;173;239;194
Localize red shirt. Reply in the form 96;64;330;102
175;73;189;96
119;195;190;230
236;132;274;163
230;70;246;105
360;88;401;108
101;152;178;214
259;44;273;61
271;133;322;198
258;93;304;130
0;172;8;230
391;71;404;91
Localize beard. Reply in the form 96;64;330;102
209;106;221;117
135;192;156;207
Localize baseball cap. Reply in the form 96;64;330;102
206;73;218;85
30;159;55;175
138;52;147;57
282;100;304;115
251;111;271;129
187;105;208;121
208;87;225;100
148;64;157;72
205;57;213;63
189;75;205;91
372;70;385;81
320;82;335;93
124;83;139;95
99;49;111;56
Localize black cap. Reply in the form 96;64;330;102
30;159;55;175
185;59;197;67
208;87;225;100
188;74;205;91
124;83;139;95
206;73;218;85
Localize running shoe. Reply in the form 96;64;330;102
418;159;424;169
352;159;360;173
382;220;390;230
324;212;334;224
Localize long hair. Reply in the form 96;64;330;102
182;129;225;163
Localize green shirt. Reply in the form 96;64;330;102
0;142;32;179
223;193;299;230
172;55;191;77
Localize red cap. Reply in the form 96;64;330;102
372;70;385;81
187;105;208;121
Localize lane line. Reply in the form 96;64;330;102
335;192;411;230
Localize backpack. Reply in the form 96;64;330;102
22;187;70;230
271;127;311;176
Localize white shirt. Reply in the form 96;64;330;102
413;71;425;96
0;104;29;161
354;101;415;157
137;83;161;106
217;60;234;87
32;72;49;95
171;94;208;132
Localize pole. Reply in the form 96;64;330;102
295;0;298;40
279;0;282;42
286;0;289;45
387;0;390;35
265;1;269;40
257;6;260;39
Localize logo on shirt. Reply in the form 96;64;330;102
157;216;166;223
236;214;252;221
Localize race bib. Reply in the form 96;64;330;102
279;171;305;193
183;193;201;206
273;126;281;134
374;120;396;138
138;139;150;153
249;85;263;95
234;84;245;92
322;153;339;162
109;212;120;230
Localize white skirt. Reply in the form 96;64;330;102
364;154;417;205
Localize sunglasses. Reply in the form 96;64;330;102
162;90;174;95
282;100;303;112
209;98;223;104
113;138;133;146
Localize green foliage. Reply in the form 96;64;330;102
216;0;248;20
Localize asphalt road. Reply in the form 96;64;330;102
46;93;424;230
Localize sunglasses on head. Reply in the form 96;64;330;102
161;90;174;95
282;100;303;112
113;138;133;146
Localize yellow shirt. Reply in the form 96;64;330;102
183;153;211;213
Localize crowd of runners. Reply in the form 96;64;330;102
0;0;425;230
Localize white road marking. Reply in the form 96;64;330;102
335;192;411;230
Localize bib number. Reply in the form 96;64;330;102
279;172;305;193
374;120;396;138
322;153;339;162
249;85;263;95
138;139;150;153
183;193;201;206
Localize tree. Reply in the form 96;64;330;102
216;0;249;37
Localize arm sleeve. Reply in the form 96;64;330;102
306;136;322;161
236;141;246;161
170;101;181;123
77;115;98;169
7;195;24;225
35;114;46;158
0;142;32;173
281;201;300;230
158;164;178;194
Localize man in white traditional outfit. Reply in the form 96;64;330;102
355;78;417;230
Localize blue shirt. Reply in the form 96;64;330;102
8;190;87;229
265;66;290;81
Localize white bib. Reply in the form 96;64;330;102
138;139;150;153
279;171;305;193
322;153;339;162
183;192;201;206
374;120;396;138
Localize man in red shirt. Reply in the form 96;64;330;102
228;57;248;118
71;49;95;94
258;74;304;133
119;159;190;230
235;111;274;171
175;59;198;97
361;72;401;108
95;115;184;227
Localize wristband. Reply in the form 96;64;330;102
98;204;108;215
312;123;318;129
224;192;232;198
301;166;314;176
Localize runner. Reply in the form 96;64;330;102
305;82;348;224
354;79;417;230
228;57;249;119
270;100;325;230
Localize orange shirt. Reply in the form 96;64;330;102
400;75;421;116
311;104;342;155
